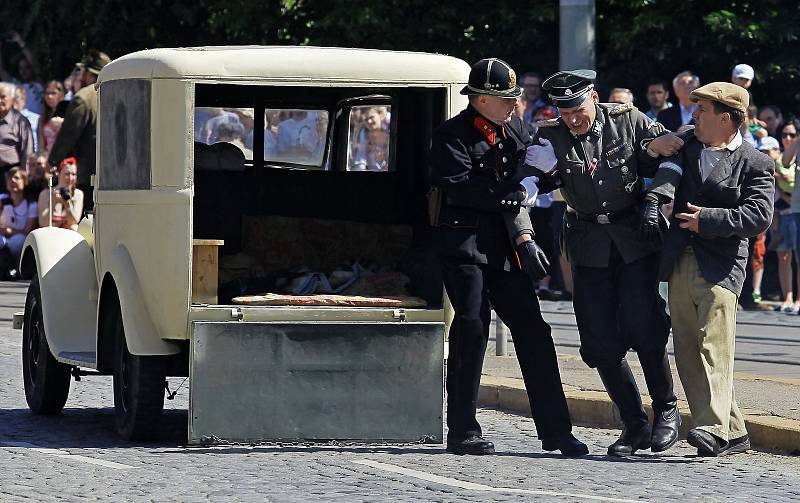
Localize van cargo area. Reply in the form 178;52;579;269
191;84;446;311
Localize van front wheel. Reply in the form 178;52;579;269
22;276;71;415
112;307;166;441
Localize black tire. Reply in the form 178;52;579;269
22;276;71;415
111;304;166;441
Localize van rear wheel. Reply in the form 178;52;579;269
22;276;71;414
112;306;166;441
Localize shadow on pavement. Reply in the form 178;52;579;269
0;407;188;448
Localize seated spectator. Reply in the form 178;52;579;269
39;80;65;154
0;167;38;279
216;121;252;159
607;88;634;105
38;157;82;230
201;108;242;144
24;151;50;201
13;86;39;151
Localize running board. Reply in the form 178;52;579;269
57;351;98;369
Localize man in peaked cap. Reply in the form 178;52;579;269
523;69;686;456
429;58;588;457
49;49;112;211
655;82;774;456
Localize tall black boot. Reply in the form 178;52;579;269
597;359;651;456
639;350;681;452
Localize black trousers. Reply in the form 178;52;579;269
572;244;670;369
442;261;572;441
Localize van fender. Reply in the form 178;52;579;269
20;228;98;357
99;245;179;356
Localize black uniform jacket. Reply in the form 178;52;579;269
534;103;673;267
658;132;775;296
430;106;533;270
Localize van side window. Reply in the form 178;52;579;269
264;109;329;168
194;107;255;161
346;105;391;172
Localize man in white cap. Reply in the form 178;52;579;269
731;64;755;90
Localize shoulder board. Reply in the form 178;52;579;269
535;118;560;128
607;102;634;116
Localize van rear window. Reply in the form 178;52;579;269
346;105;391;172
264;109;329;168
195;107;255;160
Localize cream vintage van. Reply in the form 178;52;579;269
17;46;469;444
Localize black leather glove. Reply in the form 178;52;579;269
516;239;550;280
639;192;663;242
498;185;527;212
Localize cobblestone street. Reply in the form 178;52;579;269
1;282;799;502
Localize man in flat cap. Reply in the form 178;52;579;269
524;69;685;456
49;49;111;211
429;58;588;457
655;82;774;456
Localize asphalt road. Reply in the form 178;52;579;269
1;280;799;502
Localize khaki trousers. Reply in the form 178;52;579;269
668;248;747;441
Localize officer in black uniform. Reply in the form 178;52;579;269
429;58;588;457
526;70;684;456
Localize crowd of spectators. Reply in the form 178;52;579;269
521;63;800;314
2;29;798;310
0;32;94;280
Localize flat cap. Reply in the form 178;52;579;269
542;70;596;108
690;82;749;114
460;58;522;98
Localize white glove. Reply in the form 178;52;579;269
525;138;558;173
520;176;540;207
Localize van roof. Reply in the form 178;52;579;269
99;46;470;85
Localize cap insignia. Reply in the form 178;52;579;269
508;68;517;88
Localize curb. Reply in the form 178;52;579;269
479;375;800;455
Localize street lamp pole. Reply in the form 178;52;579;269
559;0;596;70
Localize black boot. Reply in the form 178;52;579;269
598;360;651;456
639;350;680;452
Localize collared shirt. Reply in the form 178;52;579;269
680;103;697;127
700;131;743;181
0;108;33;168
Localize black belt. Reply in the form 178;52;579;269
571;206;636;225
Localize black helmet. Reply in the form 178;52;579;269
460;58;522;98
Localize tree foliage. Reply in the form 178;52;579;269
1;0;798;114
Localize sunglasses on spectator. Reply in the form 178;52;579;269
782;132;797;138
